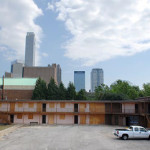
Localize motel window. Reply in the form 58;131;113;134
28;114;33;119
49;103;54;108
18;103;23;107
17;114;22;119
60;103;65;108
59;115;65;120
28;103;34;108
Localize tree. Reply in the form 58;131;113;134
32;78;47;100
66;82;76;100
127;86;140;100
47;78;58;100
143;83;150;96
95;84;110;100
76;89;87;100
110;80;140;100
85;92;95;100
58;82;67;100
100;92;125;100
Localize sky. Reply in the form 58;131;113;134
0;0;150;91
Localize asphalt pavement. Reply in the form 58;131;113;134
0;125;149;150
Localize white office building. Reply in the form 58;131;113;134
25;32;35;67
91;68;104;92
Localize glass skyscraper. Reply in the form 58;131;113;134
91;68;104;92
74;71;85;92
25;32;35;66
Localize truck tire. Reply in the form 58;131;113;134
122;135;128;140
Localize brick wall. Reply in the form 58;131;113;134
0;90;33;100
23;66;57;84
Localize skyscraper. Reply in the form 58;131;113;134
25;32;35;66
57;64;61;85
91;68;104;92
74;71;85;92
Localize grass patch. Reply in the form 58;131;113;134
0;125;13;131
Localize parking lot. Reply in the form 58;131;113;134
0;125;149;150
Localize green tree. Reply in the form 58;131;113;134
47;78;58;100
66;82;76;100
127;86;140;100
95;84;110;100
58;82;67;100
32;78;47;100
110;80;140;100
101;92;125;100
85;92;95;100
143;83;150;96
76;89;87;100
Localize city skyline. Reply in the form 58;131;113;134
1;0;150;91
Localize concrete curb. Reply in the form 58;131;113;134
0;125;22;139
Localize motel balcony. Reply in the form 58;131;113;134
0;107;149;115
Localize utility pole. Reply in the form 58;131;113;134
2;75;4;100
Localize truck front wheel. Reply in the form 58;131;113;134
122;135;128;140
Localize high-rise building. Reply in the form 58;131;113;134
74;71;85;92
91;68;104;92
57;64;61;85
25;32;35;67
11;60;24;78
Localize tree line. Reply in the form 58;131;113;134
94;80;150;100
32;78;150;100
32;78;86;100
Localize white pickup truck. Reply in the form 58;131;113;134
114;126;150;140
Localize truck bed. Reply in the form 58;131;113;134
115;129;129;131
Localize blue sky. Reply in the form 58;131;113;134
0;0;150;91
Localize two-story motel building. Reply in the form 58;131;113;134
0;99;150;127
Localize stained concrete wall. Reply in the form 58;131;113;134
14;114;40;124
15;103;36;112
0;103;10;112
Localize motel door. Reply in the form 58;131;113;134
80;115;86;124
48;115;54;124
10;103;15;112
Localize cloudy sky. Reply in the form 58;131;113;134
0;0;150;90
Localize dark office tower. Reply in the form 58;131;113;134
25;32;35;66
74;71;85;92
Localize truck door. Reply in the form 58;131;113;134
133;127;141;138
139;128;149;138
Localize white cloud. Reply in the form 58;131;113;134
42;52;49;57
47;2;54;11
49;0;150;66
0;0;43;65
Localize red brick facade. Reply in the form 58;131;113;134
0;90;33;100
